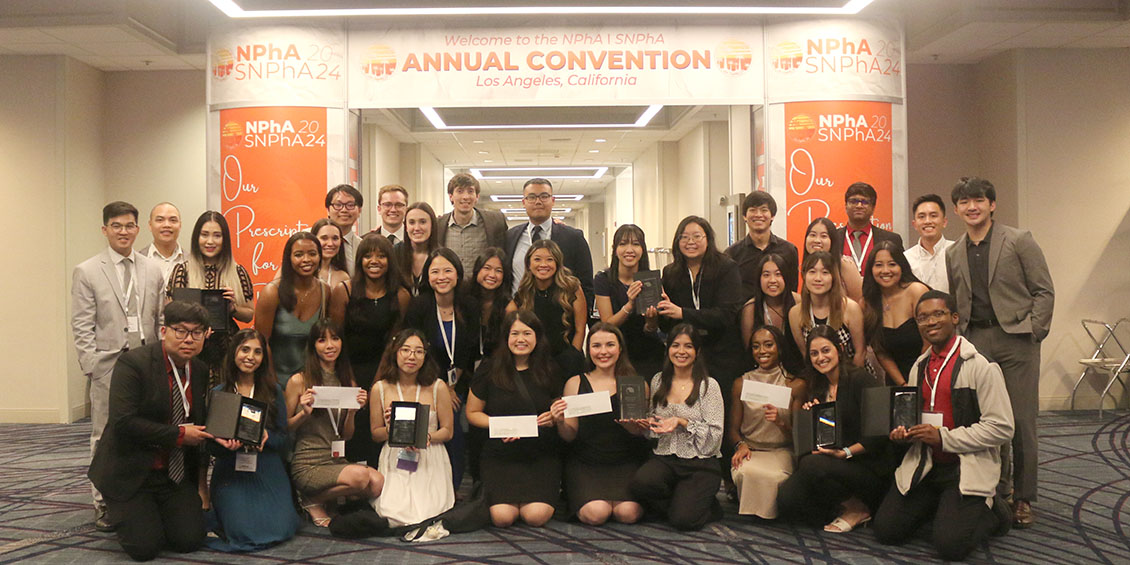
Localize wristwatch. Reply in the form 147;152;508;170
842;446;854;459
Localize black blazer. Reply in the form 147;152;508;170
835;224;905;254
88;342;209;501
434;207;508;252
505;221;595;312
660;255;746;378
403;292;481;395
805;366;894;476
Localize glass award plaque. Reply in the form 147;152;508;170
387;401;430;449
617;375;649;420
633;270;662;313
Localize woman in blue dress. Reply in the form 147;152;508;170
205;328;299;552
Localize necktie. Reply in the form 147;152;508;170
168;372;186;483
531;225;543;243
851;230;865;258
122;258;142;349
387;233;397;245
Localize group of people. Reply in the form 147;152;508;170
73;173;1053;562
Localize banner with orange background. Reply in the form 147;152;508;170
219;106;329;296
782;100;893;252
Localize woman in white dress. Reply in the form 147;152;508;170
369;328;456;527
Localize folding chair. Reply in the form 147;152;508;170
1070;318;1130;418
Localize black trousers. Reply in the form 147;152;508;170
630;455;721;531
776;452;886;527
873;463;999;562
106;470;205;562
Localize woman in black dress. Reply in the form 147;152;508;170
404;247;480;490
507;239;587;378
739;253;805;375
861;240;929;385
393;202;440;295
468;247;511;361
329;233;410;465
550;323;649;525
466;310;564;528
593;224;664;379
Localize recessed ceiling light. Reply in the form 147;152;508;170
473;167;606;180
502;207;572;214
420;105;664;130
478;151;489;155
207;0;876;17
472;140;484;144
594;138;607;143
588;149;600;153
492;194;584;202
483;159;493;163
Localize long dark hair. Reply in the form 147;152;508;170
489;310;554;391
374;328;441;387
218;328;279;429
420;247;468;325
663;216;726;297
584;322;637;375
750;253;797;328
279;231;322;312
395;202;440;289
652;323;709;408
802;217;845;261
861;240;922;354
468;247;512;346
186;211;247;306
301;318;354;388
804;324;846;401
348;233;405;307
311;217;348;273
513;239;581;342
799;251;845;330
609;223;650;275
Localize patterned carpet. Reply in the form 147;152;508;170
0;411;1127;564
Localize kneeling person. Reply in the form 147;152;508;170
873;290;1014;561
88;301;216;561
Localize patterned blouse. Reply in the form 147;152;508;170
166;262;254;303
648;374;724;459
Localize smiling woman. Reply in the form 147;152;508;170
254;232;328;385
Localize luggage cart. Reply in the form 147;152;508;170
1070;318;1130;418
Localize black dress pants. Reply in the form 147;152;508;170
776;452;885;527
106;470;205;562
630;455;721;531
873;462;999;562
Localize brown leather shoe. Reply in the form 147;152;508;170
1012;499;1034;529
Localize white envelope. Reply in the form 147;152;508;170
563;390;612;418
311;386;363;410
740;380;793;409
488;415;539;439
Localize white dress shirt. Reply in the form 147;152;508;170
905;236;952;293
511;218;553;295
140;243;185;285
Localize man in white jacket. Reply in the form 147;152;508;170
873;290;1014;561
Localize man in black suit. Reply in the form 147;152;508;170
505;178;594;310
836;182;904;275
724;191;799;302
436;172;508;278
88;301;219;561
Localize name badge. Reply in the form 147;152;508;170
126;315;140;333
331;440;346;458
922;412;944;428
396;449;420;472
447;369;458;386
235;451;257;472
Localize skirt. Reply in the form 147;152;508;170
482;453;562;506
291;458;350;496
565;458;640;514
731;448;793;518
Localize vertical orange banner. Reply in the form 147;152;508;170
783;100;893;250
219;107;329;296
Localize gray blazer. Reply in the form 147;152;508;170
946;223;1054;341
434;207;508;251
71;249;164;375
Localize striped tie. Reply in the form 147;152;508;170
168;376;186;483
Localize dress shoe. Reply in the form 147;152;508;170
1012;499;1034;529
94;506;116;532
991;494;1012;536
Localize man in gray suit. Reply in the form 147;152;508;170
72;201;164;531
435;172;508;278
945;177;1054;529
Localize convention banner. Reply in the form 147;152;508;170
208;25;347;108
764;19;903;102
781;100;893;249
218;107;329;294
347;25;764;107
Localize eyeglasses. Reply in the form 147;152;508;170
915;309;952;324
380;202;407;209
399;346;427;357
108;222;139;233
523;193;553;204
847;198;873;207
679;233;706;243
168;325;207;341
330;201;358;211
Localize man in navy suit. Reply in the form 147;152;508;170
505;178;594;311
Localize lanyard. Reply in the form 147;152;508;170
327;408;341;438
925;337;960;411
688;268;701;310
238;383;255;398
437;305;456;378
167;356;191;419
846;227;874;273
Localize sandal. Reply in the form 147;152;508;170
823;514;870;533
302;503;332;528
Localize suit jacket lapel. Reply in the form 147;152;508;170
152;345;172;424
953;234;972;290
100;249;128;312
987;224;1004;283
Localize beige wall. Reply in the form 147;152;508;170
364;123;402;229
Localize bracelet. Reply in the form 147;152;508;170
842;446;854;459
733;440;746;451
